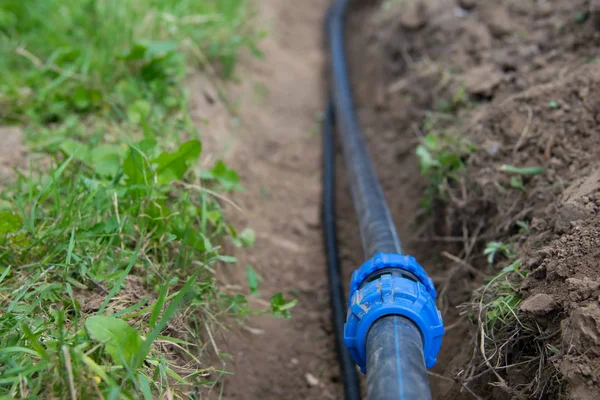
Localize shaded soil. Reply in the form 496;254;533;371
342;0;600;399
197;0;343;398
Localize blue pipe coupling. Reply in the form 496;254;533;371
344;253;444;373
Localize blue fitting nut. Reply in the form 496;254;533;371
344;253;444;373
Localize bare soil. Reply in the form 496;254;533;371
340;0;600;399
0;126;26;186
199;0;343;399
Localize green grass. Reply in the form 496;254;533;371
483;241;515;265
0;0;264;124
470;259;527;337
0;1;293;399
415;113;476;210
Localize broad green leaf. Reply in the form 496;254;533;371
60;139;92;165
206;210;222;224
246;264;259;295
270;293;297;318
416;145;437;175
73;86;90;110
143;41;178;59
510;176;524;191
127;100;152;125
119;42;148;61
230;227;256;248
202;160;241;191
152;140;202;184
0;212;22;236
81;177;101;191
122;146;151;186
239;228;256;247
91;145;123;176
423;134;439;150
85;316;143;368
502;259;522;274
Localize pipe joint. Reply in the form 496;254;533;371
344;253;444;373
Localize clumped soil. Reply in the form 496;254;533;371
342;0;600;399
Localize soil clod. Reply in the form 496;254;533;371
520;293;555;314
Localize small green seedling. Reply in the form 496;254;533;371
484;241;515;265
547;100;560;110
510;175;525;191
246;264;260;296
516;220;529;234
416;117;476;209
575;11;589;24
270;293;298;319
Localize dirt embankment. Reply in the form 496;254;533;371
343;0;600;399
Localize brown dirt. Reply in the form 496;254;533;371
0;126;26;186
196;0;343;399
339;0;600;399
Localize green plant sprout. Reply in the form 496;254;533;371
484;241;515;265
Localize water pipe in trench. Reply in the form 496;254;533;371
322;1;445;399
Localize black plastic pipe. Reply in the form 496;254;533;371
322;101;362;400
366;316;431;400
324;0;432;399
326;0;401;260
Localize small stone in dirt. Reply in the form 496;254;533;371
291;358;299;365
458;0;476;10
305;373;319;387
567;277;599;302
567;304;600;348
482;6;514;38
301;207;321;229
520;293;555;314
463;64;503;96
399;1;428;31
536;3;553;17
482;139;502;155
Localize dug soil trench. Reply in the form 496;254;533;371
198;0;600;399
341;0;600;399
